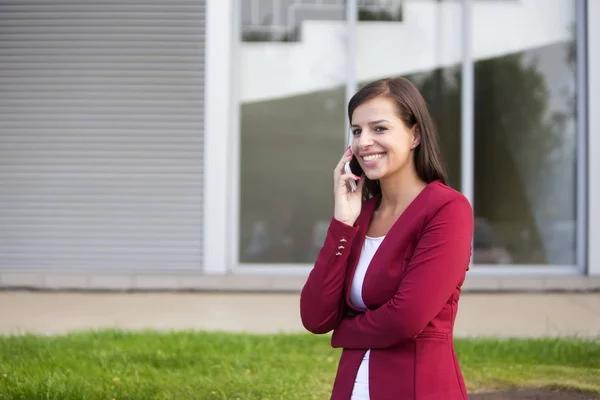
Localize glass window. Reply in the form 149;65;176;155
236;0;579;267
471;0;578;265
238;0;349;263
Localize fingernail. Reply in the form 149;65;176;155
354;175;361;180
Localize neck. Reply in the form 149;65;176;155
378;165;427;214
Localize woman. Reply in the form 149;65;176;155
300;77;473;400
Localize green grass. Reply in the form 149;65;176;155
0;331;599;399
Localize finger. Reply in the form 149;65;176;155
337;172;361;189
334;155;354;182
340;146;353;161
343;173;365;194
335;147;353;169
354;174;366;193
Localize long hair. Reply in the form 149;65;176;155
348;77;448;199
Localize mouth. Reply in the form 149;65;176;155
361;152;386;164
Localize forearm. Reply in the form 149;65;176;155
300;217;359;334
331;309;416;349
331;276;464;349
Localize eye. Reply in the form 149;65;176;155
351;129;361;136
374;126;387;133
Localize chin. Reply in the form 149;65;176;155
365;172;385;181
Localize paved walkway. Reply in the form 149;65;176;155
1;291;599;338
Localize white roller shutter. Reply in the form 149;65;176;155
0;0;206;272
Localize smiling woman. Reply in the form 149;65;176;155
300;77;474;400
347;78;448;201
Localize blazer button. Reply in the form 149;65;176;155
335;252;342;256
340;238;347;243
338;245;345;249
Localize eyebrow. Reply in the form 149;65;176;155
350;119;390;128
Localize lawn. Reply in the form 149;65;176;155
0;330;599;399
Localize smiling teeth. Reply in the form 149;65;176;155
363;153;385;161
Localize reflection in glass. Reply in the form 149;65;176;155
239;89;347;263
241;1;404;42
472;0;577;265
238;1;349;263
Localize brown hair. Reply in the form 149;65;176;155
348;77;448;199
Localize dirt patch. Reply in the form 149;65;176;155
470;389;599;400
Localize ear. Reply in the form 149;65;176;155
412;125;421;149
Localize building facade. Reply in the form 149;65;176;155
1;0;599;291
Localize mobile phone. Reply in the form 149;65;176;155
344;155;363;192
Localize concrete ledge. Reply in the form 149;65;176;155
1;291;599;337
1;270;600;293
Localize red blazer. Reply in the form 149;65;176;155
300;180;473;400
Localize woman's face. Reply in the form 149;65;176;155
350;96;418;181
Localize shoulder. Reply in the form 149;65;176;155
424;181;473;222
428;181;471;207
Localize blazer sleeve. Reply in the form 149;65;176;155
330;196;473;349
299;217;360;334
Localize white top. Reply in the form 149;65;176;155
349;235;385;400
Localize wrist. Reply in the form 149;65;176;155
334;217;356;227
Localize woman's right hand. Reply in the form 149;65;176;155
333;147;365;227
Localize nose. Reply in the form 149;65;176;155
357;129;374;150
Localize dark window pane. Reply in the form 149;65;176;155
239;88;346;263
472;3;577;265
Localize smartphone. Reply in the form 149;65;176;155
344;155;363;192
